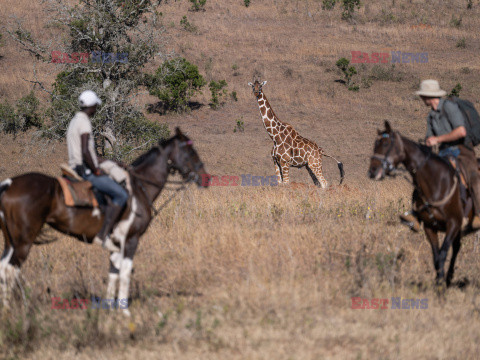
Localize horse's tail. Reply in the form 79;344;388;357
0;178;12;197
0;178;13;247
323;154;345;185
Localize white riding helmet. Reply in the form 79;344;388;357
78;90;102;108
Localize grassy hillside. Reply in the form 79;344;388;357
1;0;480;358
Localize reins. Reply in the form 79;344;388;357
128;167;193;218
374;132;459;211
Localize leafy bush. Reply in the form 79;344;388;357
0;91;43;136
341;0;361;20
335;57;358;91
322;0;360;20
180;15;197;32
244;0;251;7
233;118;244;133
448;83;462;98
145;57;206;113
209;80;228;109
189;0;207;11
322;0;336;10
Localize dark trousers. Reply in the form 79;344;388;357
83;173;128;207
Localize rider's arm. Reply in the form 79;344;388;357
81;133;100;175
427;100;467;146
435;126;467;144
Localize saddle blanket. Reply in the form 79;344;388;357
57;176;99;208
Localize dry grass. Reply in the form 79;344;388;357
1;0;480;358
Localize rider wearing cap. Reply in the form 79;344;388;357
66;90;128;252
401;80;480;231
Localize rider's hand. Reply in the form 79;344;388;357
94;168;102;176
426;136;439;146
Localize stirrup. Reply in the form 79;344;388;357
94;236;120;253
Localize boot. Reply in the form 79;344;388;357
399;211;421;232
93;204;124;252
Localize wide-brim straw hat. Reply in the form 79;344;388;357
415;79;447;97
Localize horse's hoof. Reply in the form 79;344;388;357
399;212;421;232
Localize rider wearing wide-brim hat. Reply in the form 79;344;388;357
400;80;480;231
66;90;128;252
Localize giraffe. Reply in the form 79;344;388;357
248;80;345;188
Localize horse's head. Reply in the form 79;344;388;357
163;128;209;187
368;121;405;180
248;80;267;98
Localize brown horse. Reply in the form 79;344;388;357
368;121;476;287
0;128;208;314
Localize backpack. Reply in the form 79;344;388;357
444;96;480;147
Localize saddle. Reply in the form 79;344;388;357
57;164;99;208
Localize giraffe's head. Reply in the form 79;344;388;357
248;80;267;98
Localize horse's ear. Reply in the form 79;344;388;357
261;81;267;86
384;120;392;133
247;82;253;87
175;127;182;136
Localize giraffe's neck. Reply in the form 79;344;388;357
256;93;282;140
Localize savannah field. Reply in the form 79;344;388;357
1;0;480;359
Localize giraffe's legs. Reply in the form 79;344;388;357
272;148;283;184
308;162;328;188
280;162;290;185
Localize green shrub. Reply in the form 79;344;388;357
335;57;358;90
323;0;360;20
0;91;43;136
180;15;197;32
233;117;244;133
341;0;361;20
448;83;462;98
145;57;206;113
209;80;228;110
322;0;336;10
189;0;207;11
456;37;466;48
244;0;251;7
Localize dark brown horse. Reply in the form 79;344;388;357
0;128;208;313
368;121;475;287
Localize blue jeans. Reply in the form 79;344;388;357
438;146;461;159
84;173;128;207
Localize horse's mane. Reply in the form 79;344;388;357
130;146;161;168
130;136;177;168
400;134;453;168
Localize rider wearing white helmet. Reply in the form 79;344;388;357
66;90;128;252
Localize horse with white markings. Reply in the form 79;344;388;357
0;128;208;314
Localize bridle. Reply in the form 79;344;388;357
371;132;399;175
128;139;203;217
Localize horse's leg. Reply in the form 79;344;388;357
446;233;462;287
424;226;441;281
0;247;14;306
106;259;120;300
117;235;139;316
437;220;461;284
